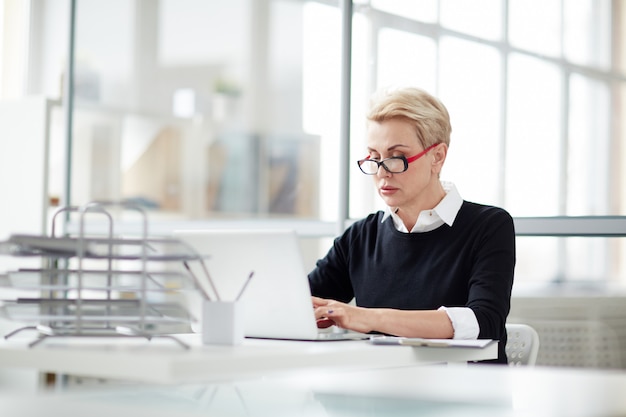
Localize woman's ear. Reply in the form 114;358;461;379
431;143;447;174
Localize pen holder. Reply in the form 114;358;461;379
202;300;245;346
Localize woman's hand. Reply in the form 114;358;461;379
311;296;456;339
311;296;373;333
312;296;336;328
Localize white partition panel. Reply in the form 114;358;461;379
0;97;54;391
0;97;53;240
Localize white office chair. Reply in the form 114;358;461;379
506;323;540;366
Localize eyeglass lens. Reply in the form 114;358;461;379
357;143;439;175
359;157;407;174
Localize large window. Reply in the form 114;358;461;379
349;0;623;218
348;0;626;284
33;0;341;222
3;0;626;284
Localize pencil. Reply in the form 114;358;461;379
236;271;255;301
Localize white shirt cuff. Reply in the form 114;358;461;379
438;306;479;340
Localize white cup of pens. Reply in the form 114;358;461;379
185;261;254;346
202;299;244;345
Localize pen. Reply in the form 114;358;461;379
198;259;221;301
235;271;255;301
183;261;211;301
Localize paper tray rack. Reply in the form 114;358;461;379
0;201;211;348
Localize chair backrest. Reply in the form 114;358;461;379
506;323;540;366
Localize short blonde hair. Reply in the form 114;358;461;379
366;87;451;149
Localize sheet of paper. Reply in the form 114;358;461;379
369;336;494;348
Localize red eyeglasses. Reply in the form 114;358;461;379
357;143;438;175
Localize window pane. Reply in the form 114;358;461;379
620;82;626;214
515;237;624;284
376;28;436;90
75;0;134;105
439;37;502;206
440;0;502;41
505;53;562;216
514;237;560;283
67;0;330;220
370;0;437;23
349;12;378;219
567;75;610;215
564;238;611;282
563;0;611;69
350;27;437;219
303;2;342;222
618;6;626;75
508;0;561;57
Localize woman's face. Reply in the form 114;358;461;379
364;118;442;210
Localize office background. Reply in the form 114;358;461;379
1;0;626;367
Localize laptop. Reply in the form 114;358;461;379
173;229;368;341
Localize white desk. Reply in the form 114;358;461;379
0;333;497;384
2;364;626;416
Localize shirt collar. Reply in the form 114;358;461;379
381;181;463;228
434;181;463;226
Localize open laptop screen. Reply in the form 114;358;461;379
173;229;323;340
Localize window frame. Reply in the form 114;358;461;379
50;0;626;285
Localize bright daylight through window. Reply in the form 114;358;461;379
1;0;624;286
344;0;625;284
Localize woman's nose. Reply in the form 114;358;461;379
375;164;391;178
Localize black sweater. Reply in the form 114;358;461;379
308;201;516;363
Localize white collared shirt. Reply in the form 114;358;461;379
382;181;462;233
382;181;479;340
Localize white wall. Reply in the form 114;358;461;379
0;97;51;241
0;97;51;393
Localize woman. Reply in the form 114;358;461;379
308;87;515;363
